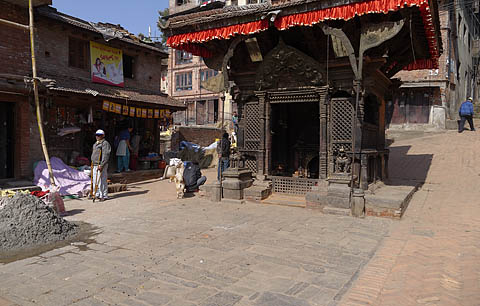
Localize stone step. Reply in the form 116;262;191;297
322;206;351;216
365;185;417;218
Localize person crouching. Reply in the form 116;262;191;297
183;161;206;193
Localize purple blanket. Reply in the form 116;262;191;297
34;157;91;196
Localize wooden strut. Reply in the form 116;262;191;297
29;0;56;187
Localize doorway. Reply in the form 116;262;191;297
0;102;15;179
270;102;320;178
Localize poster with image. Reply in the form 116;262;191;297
129;107;136;117
122;105;129;116
90;41;124;87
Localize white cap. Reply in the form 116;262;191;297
467;97;473;101
95;129;105;135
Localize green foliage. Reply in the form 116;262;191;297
157;8;170;46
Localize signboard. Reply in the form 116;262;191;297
90;41;124;87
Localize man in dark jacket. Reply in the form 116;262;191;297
217;132;231;181
458;97;475;133
183;161;206;192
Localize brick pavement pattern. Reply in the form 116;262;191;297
0;169;391;306
341;131;480;306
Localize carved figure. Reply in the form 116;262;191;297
334;146;351;174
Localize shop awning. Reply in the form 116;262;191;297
46;77;185;110
167;0;439;70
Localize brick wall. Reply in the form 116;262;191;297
176;126;223;148
34;17;164;92
0;0;30;76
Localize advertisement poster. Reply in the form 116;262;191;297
90;41;124;87
102;101;110;111
122;105;129;116
109;102;115;113
129;107;136;117
147;109;153;119
141;109;147;118
114;104;122;114
136;108;142;118
154;109;159;119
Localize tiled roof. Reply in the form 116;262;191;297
36;6;167;56
47;77;185;109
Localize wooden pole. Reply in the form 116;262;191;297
29;0;56;186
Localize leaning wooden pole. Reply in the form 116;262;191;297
29;0;56;186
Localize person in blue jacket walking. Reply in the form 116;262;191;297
458;97;475;133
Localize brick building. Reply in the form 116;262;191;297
391;0;479;126
0;0;184;180
166;0;236;127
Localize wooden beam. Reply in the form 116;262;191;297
0;17;29;30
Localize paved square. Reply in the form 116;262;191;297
0;170;391;306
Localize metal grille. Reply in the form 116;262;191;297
244;102;260;150
270;176;317;196
330;98;354;152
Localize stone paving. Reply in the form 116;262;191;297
340;130;480;305
0;169;391;306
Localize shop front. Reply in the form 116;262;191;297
42;87;183;176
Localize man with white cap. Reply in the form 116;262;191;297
458;97;475;133
91;129;111;201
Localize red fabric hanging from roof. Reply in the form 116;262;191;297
167;0;439;70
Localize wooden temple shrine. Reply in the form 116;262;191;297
163;0;442;216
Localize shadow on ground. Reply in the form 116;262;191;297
386;145;433;187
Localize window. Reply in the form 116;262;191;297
175;50;193;64
177;0;188;5
175;72;192;91
200;69;219;82
123;54;134;78
68;37;88;69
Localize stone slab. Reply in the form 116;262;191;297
364;185;417;218
322;206;351;216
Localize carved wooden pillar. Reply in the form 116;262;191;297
256;91;266;179
265;98;271;176
318;88;328;179
360;154;368;190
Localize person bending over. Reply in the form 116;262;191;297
183;161;207;192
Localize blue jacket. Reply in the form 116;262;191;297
459;101;474;116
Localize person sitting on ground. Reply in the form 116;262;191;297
458;97;475;133
183;161;207;193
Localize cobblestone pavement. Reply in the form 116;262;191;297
0;169;392;306
341;130;480;305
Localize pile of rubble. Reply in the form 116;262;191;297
0;193;78;251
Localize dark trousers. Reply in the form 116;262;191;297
186;176;207;192
459;115;475;132
217;157;229;180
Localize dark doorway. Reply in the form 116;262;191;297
270;102;319;178
0;102;15;179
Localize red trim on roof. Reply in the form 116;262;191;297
167;0;439;70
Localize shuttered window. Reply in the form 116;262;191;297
68;37;88;69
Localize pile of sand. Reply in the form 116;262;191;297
0;193;78;251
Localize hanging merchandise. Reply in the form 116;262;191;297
122;105;129;116
102;100;110;111
129;106;136;117
154;109;160;119
148;109;153;118
88;106;93;123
